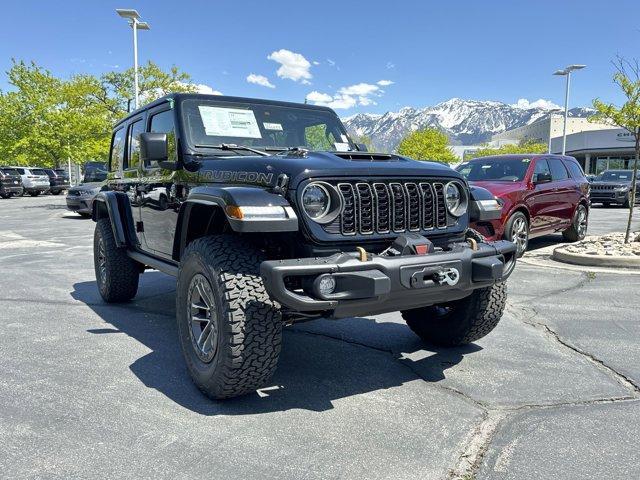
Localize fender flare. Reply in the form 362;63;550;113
92;191;138;248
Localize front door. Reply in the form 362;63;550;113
138;106;182;259
529;159;556;232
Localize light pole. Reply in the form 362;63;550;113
116;9;150;110
553;64;586;155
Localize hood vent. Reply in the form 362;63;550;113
333;152;400;162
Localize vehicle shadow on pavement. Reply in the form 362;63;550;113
72;273;480;415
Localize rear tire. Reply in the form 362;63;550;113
29;191;39;197
93;218;140;302
0;193;8;199
562;204;588;242
51;190;61;196
503;211;529;257
402;283;507;346
176;235;282;400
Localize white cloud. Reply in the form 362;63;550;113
377;79;394;86
386;61;395;69
246;73;275;88
339;83;380;96
327;59;336;66
307;80;394;110
313;60;320;66
193;83;223;95
268;49;312;83
512;98;560;110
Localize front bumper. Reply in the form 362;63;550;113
24;186;50;193
591;191;628;204
66;196;93;213
261;240;516;319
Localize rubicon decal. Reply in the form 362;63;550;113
201;170;274;185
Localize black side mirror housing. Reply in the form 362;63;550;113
534;172;552;184
355;143;369;152
140;132;178;170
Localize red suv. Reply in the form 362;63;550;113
456;154;590;257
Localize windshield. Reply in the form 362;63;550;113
1;168;19;176
181;99;354;154
456;158;532;182
601;170;632;181
31;168;47;176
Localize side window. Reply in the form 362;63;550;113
110;128;126;172
127;119;144;170
149;109;177;165
549;158;569;181
533;159;551;182
565;161;585;179
16;168;25;175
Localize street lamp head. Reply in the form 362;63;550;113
116;8;140;20
553;69;568;76
566;64;586;72
136;21;151;30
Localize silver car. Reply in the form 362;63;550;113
66;183;102;217
11;166;51;196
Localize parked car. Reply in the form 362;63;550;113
91;93;516;400
589;169;640;207
66;183;102;217
82;162;108;183
44;168;70;195
0;167;24;198
10;166;50;196
456;154;590;257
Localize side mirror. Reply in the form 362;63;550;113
355;143;369;152
534;172;552;184
140;132;177;170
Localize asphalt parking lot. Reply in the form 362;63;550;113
1;196;639;480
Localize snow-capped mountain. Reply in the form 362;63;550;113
343;98;594;151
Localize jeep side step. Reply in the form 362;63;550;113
127;249;179;277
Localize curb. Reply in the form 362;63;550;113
552;247;640;269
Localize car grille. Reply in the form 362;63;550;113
591;184;618;190
324;180;450;236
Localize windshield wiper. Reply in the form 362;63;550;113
194;143;269;157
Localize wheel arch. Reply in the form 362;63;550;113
92;191;138;248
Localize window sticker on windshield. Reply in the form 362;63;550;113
341;134;349;143
522;158;531;162
198;106;262;138
263;122;283;131
334;142;350;152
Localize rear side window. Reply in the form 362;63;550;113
564;160;585;179
127;119;145;169
149;109;177;164
548;158;569;181
16;168;25;175
110;128;126;172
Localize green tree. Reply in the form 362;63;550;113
467;139;547;159
351;134;376;152
0;60;199;168
397;128;457;163
590;56;640;243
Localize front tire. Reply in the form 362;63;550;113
402;283;507;346
93;218;140;302
176;235;282;400
504;212;529;257
562;204;588;242
51;190;61;196
29;191;40;197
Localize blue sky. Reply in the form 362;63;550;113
0;0;638;114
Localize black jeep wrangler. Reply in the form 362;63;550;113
92;93;516;399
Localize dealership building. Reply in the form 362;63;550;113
491;115;636;174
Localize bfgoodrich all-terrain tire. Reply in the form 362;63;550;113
402;282;507;346
93;218;140;302
176;235;282;400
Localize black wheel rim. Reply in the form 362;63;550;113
577;207;588;237
187;274;218;363
97;236;107;286
510;217;528;255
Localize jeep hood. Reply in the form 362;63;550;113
191;151;462;189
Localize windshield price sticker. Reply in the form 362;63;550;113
334;142;350;152
263;122;283;131
198;106;262;138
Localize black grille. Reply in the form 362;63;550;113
331;180;450;236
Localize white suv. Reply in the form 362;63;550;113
11;167;51;196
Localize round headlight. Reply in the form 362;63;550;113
445;182;467;217
302;183;331;220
